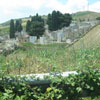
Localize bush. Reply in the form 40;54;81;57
0;68;100;100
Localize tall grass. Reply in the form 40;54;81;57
0;42;100;75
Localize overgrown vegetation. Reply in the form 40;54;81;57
0;68;100;100
0;42;100;75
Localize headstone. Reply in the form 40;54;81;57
66;39;72;44
57;30;63;42
29;36;37;43
40;37;46;44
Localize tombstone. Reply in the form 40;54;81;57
51;31;57;41
29;36;37;43
66;39;72;44
40;37;46;44
57;30;63;42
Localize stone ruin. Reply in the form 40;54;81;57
44;21;99;44
0;39;19;54
27;20;99;44
0;20;99;48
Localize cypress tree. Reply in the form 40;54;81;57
9;19;15;38
26;20;31;32
18;23;23;32
15;20;20;32
47;10;72;31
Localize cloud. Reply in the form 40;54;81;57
0;0;44;15
89;1;100;12
0;0;100;15
0;0;100;23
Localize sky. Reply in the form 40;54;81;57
0;0;100;23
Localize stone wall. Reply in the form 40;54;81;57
46;21;99;43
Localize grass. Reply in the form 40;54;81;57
0;26;10;35
0;42;100;75
73;11;100;20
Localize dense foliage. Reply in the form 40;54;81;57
47;10;72;31
26;20;31;32
15;19;23;32
9;19;23;38
9;19;15;38
1;42;100;75
0;69;100;100
26;14;45;38
96;17;100;20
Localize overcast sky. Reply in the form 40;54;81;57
0;0;100;23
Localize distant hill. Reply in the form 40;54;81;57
72;11;100;21
0;11;99;35
0;15;47;27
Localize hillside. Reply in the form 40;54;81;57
72;11;100;21
69;25;100;49
0;11;99;35
1;11;99;27
0;16;47;35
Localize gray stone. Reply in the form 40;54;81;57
29;36;37;43
66;39;72;44
40;37;47;44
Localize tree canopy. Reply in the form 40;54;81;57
47;10;72;31
26;14;45;38
15;19;23;32
96;17;100;20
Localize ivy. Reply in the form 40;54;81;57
0;68;100;100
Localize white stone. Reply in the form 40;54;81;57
66;39;72;44
40;37;46;44
29;36;37;43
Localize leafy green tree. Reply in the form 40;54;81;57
29;21;45;38
9;19;15;38
26;14;45;38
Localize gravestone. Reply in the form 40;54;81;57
66;39;72;44
57;30;63;42
29;36;37;43
40;37;46;44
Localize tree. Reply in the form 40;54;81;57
9;19;15;38
18;23;23;32
26;20;31;32
26;14;45;38
15;19;23;32
15;20;20;32
29;21;45;38
61;13;72;27
96;17;100;20
47;10;72;31
47;14;53;31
